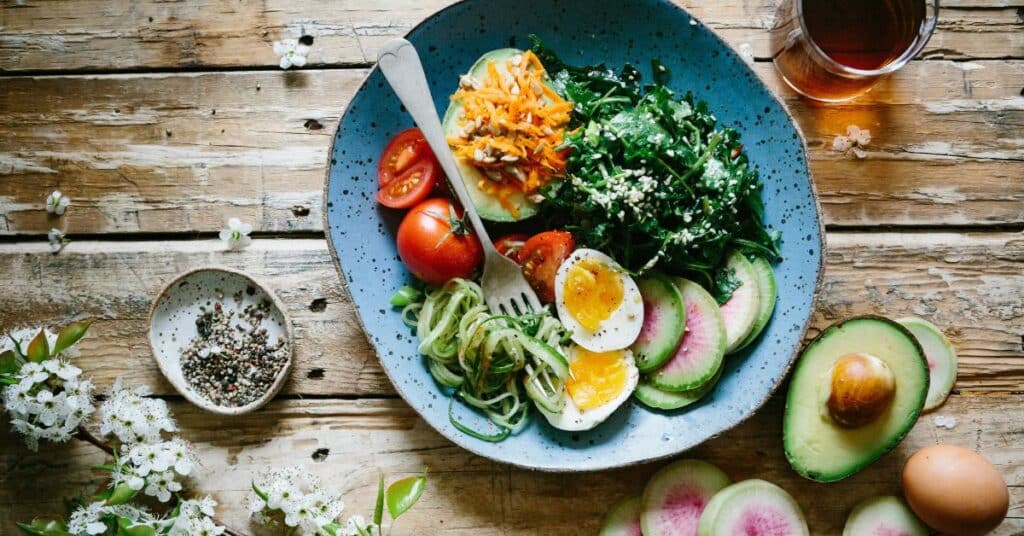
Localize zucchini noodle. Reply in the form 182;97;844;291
400;278;570;439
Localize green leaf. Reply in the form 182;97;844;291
386;474;426;520
389;286;422;308
54;320;92;356
116;517;155;536
92;464;116;472
251;481;269;502
322;523;340;536
0;375;19;385
16;519;71;536
104;483;138;506
26;329;50;363
373;472;385;525
0;349;18;374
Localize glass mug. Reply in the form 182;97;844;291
770;0;939;102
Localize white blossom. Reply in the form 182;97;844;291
737;42;755;64
219;217;253;250
248;466;345;535
846;124;872;146
1;343;95;451
99;378;176;445
46;190;70;215
48;228;69;253
67;501;110;535
68;502;158;536
273;39;310;69
932;414;957;429
344;515;376;536
832;124;871;159
113;438;196;503
164;499;225;536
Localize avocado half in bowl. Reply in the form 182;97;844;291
784;316;929;482
441;47;544;222
324;0;824;471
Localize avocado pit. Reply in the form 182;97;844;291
826;353;896;428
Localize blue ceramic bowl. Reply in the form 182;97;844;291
325;0;824;471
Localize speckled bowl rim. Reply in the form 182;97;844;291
146;266;295;416
322;0;827;472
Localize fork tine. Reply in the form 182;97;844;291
523;289;542;312
510;295;527;316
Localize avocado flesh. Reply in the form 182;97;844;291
442;48;539;222
784;316;928;482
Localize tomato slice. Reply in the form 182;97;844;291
494;233;529;261
518;231;576;303
378;128;431;186
376;160;437;209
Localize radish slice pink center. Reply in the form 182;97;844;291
659;486;707;527
733;505;797;535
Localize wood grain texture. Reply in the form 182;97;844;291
0;394;1020;535
1;61;1023;235
0;232;1020;397
1;0;1021;73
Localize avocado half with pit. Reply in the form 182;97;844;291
784;316;929;483
442;48;549;222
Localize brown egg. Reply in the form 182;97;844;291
902;445;1009;535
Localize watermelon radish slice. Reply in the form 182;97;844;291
898;317;957;411
697;480;809;536
635;367;722;411
599;495;643;536
631;273;687;373
641;459;731;536
733;256;777;352
843;495;927;536
649;278;726;392
718;251;761;354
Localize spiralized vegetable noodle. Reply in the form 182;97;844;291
401;278;569;439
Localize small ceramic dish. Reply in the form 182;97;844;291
148;267;293;415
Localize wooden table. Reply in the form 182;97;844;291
0;1;1021;534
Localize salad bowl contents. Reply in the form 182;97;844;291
325;0;823;470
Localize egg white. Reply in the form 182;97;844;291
554;248;644;352
539;346;640;431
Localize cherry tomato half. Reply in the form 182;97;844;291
518;231;575;303
396;198;483;285
494;233;530;261
378;128;433;186
376;159;437;209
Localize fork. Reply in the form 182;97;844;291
377;38;543;316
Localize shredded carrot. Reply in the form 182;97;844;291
448;50;570;210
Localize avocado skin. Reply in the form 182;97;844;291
783;315;929;483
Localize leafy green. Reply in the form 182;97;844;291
16;519;71;536
373;473;385;526
385;474;426;519
54;320;92;356
389;285;423;308
713;267;741;305
104;483;139;506
531;37;780;287
26;329;50;363
0;349;19;374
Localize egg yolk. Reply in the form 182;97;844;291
563;258;624;331
567;348;628;411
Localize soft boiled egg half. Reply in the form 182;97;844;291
539;345;640;431
554;248;644;352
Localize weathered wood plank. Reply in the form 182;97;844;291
0;394;1020;534
1;61;1023;235
1;1;1020;73
0;232;1020;397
